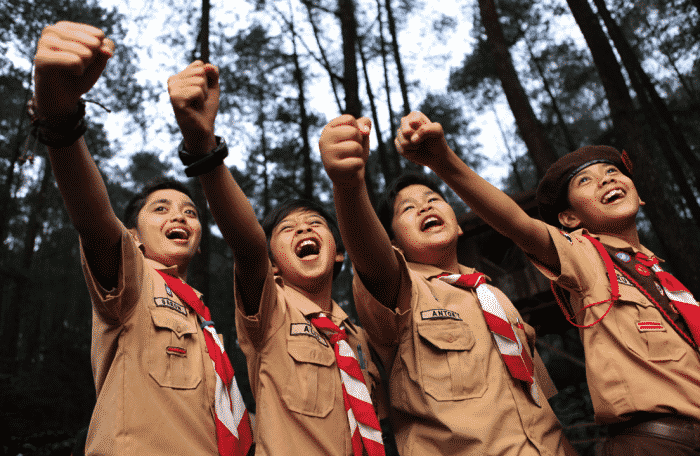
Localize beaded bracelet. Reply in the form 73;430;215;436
27;98;88;148
178;136;229;177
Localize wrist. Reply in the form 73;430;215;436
178;136;228;177
28;97;87;148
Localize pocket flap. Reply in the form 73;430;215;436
287;341;335;366
151;307;197;338
417;321;474;351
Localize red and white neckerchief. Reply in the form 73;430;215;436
634;253;700;346
437;273;541;406
309;314;385;456
157;270;253;456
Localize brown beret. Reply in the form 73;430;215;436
536;145;633;226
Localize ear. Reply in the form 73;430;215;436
271;260;280;276
457;224;463;237
335;251;345;264
639;197;645;207
128;227;140;243
558;209;581;230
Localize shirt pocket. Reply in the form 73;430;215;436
149;307;203;389
416;320;486;401
613;297;687;362
282;339;336;417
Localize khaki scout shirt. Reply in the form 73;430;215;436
353;250;568;456
80;225;218;455
535;224;700;424
235;263;383;456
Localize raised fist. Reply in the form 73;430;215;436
168;61;220;154
319;115;371;186
33;21;114;120
395;111;450;169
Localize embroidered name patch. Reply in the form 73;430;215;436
637;321;665;332
166;346;187;356
421;309;462;321
154;297;187;316
290;323;328;346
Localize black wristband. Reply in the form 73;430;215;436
178;136;229;177
28;98;88;148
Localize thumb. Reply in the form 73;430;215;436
204;63;219;91
358;116;372;155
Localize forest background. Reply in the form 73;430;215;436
1;0;699;454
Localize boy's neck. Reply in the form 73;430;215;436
417;247;461;274
591;224;642;250
288;278;334;313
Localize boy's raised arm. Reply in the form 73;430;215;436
319;115;404;310
34;22;122;288
396;112;560;272
168;62;268;314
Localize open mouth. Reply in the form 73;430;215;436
295;238;320;258
601;188;625;204
421;215;444;232
165;227;190;241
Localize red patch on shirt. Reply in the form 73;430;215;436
635;264;651;276
636;321;665;332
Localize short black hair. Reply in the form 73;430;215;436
261;198;345;279
123;179;199;229
377;172;446;239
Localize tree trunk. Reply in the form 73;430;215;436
303;2;344;113
258;94;271;216
19;155;54;367
358;35;392;185
566;0;700;294
376;0;402;178
384;0;410;116
338;0;362;118
188;0;212;297
524;37;577;152
478;0;559;178
593;0;700;202
290;13;314;200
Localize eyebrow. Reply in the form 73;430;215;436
396;190;437;209
148;199;197;210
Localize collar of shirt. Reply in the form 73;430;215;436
405;258;489;283
274;274;353;328
576;228;661;263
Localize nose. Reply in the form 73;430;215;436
171;211;186;222
296;224;312;234
419;201;433;214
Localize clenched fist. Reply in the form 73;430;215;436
395;111;451;169
319;115;371;187
168;61;220;154
33;21;114;120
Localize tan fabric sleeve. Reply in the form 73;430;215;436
234;261;284;349
533;350;558;399
80;223;143;325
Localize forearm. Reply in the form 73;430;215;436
333;181;402;308
47;137;121;244
430;149;552;257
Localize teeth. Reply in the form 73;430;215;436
296;239;319;255
602;189;623;203
167;228;188;239
422;216;440;230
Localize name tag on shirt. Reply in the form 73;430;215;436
154;297;188;316
290;323;328;346
637;321;665;332
421;309;462;321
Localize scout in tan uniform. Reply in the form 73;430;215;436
319;114;576;456
33;22;251;455
388;111;700;455
167;61;386;456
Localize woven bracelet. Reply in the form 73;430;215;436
27;98;88;148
